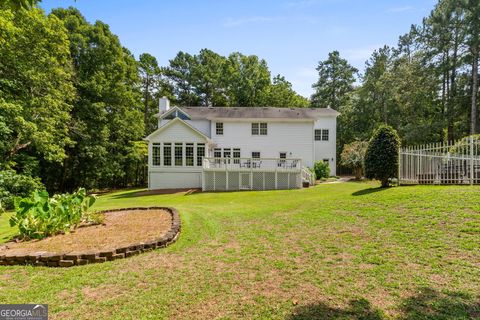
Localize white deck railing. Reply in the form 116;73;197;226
202;157;303;191
202;157;302;172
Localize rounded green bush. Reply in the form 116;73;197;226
313;161;330;179
364;125;400;187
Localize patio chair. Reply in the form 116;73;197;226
288;160;298;169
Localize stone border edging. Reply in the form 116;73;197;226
0;207;181;268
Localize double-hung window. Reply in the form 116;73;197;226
233;148;241;164
252;123;267;135
152;143;161;166
174;143;183;166
322;129;329;141
216;122;223;135
315;129;329;141
197;143;205;166
163;143;172;166
185;143;194;166
252;151;261;159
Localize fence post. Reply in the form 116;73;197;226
398;146;401;186
470;136;474;185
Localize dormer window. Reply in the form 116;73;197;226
163;108;190;120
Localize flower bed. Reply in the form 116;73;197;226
0;207;180;267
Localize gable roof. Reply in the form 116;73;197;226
144;117;209;141
177;106;339;120
158;106;191;120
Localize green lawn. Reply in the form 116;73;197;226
0;182;479;319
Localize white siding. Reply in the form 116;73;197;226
211;120;316;167
149;171;202;189
149;120;206;143
314;117;337;176
148;120;207;190
159;119;210;137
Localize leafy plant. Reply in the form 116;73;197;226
313;161;330;179
364;125;400;187
9;188;97;240
341;141;368;180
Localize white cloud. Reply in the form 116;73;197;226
386;6;414;13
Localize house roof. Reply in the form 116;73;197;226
156;106;339;120
144;117;209;141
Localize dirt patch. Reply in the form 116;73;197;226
0;209;172;254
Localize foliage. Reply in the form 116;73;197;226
9;188;97;239
0;8;75;166
1;0;39;11
448;134;480;155
0;169;44;210
341;141;368;180
364;126;401;187
165;49;307;108
313;161;330;179
44;8;144;191
138;53;171;134
311;50;358;109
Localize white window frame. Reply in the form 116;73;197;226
152;143;161;166
215;122;224;135
252;122;267;135
259;123;268;135
251;151;261;159
251;123;259;135
163;143;172;166
322;129;329;141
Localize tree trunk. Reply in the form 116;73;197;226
144;76;150;134
472;46;478;135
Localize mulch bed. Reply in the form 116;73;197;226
0;207;181;267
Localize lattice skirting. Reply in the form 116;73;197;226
203;171;301;191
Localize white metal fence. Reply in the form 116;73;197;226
202;157;305;191
399;137;480;185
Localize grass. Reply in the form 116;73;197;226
0;182;479;319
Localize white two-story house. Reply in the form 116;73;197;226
145;97;338;191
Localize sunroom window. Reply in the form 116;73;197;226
185;143;194;166
197;143;205;166
152;143;161;166
163;143;172;166
174;143;183;166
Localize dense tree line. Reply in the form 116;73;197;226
311;0;479;155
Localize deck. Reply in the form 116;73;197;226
202;157;313;191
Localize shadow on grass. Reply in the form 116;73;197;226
109;188;201;199
351;187;389;196
289;298;384;320
398;287;480;320
288;288;480;320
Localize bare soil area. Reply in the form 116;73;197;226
0;209;172;254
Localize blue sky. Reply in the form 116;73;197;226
41;0;437;97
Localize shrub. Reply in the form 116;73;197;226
341;141;368;180
364;125;400;187
9;188;97;240
313;161;330;179
449;134;480;155
0;169;44;210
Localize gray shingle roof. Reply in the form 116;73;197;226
176;106;339;120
